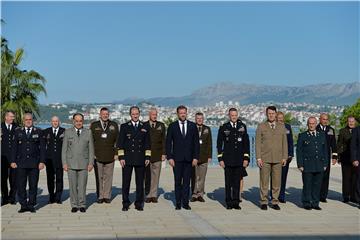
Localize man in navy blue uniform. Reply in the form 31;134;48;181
275;111;294;203
1;110;18;205
351;124;360;209
316;113;337;202
43;116;65;204
117;106;151;211
166;105;200;210
217;108;250;210
11;113;45;213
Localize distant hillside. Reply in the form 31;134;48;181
116;82;359;107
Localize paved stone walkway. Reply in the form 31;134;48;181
1;165;359;239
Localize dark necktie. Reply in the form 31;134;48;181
54;129;57;137
103;122;108;130
26;128;31;137
311;132;315;137
181;121;186;138
271;124;275;129
152;123;155;129
77;129;80;137
233;123;236;129
7;125;11;131
134;123;138;131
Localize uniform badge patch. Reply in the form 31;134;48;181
239;127;245;132
203;128;209;134
109;125;115;130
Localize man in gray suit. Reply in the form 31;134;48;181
62;113;94;213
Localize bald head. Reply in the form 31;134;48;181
148;107;158;122
51;116;60;128
319;113;329;126
307;117;317;131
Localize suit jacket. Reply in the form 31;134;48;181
1;122;18;161
217;120;249;167
255;121;288;163
285;123;294;157
337;126;355;165
296;131;329;173
166;120;200;163
117;121;151;166
316;124;337;161
351;126;360;162
61;128;94;170
198;124;212;164
143;120;166;163
90;120;119;163
11;126;46;168
43;127;65;169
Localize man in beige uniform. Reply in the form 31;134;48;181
144;108;166;203
256;106;288;210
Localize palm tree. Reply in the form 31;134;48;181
1;33;47;123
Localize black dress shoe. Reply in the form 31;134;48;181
320;199;327;203
71;207;78;213
135;206;144;211
152;197;158;203
18;207;28;213
97;199;104;204
260;204;268;210
271;204;281;210
1;201;9;206
343;198;350;203
104;199;111;204
233;205;241;210
79;207;86;213
56;200;62;204
198;196;205;202
183;205;191;210
279;199;286;203
190;197;198;202
28;207;36;213
312;206;322;210
304;206;312;210
122;206;129;211
175;205;181;210
226;205;232;210
145;198;152;203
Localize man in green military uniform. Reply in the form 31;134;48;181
90;107;119;204
191;112;212;203
297;117;329;210
337;115;358;203
144;108;166;203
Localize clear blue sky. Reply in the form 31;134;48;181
2;1;358;103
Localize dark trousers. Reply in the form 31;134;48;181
355;166;360;204
144;164;151;196
45;160;63;202
224;166;241;207
341;163;358;201
122;165;145;208
94;159;100;198
320;162;330;200
1;156;17;203
302;171;323;208
17;168;39;208
173;162;192;207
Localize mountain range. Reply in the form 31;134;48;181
115;82;359;107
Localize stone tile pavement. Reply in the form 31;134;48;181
1;164;359;239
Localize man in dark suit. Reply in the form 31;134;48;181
337;116;358;203
316;113;337;202
117;106;151;211
351;124;360;209
1;110;18;205
217;108;250;210
166;105;200;210
43;116;65;204
297;117;329;210
11;113;46;213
